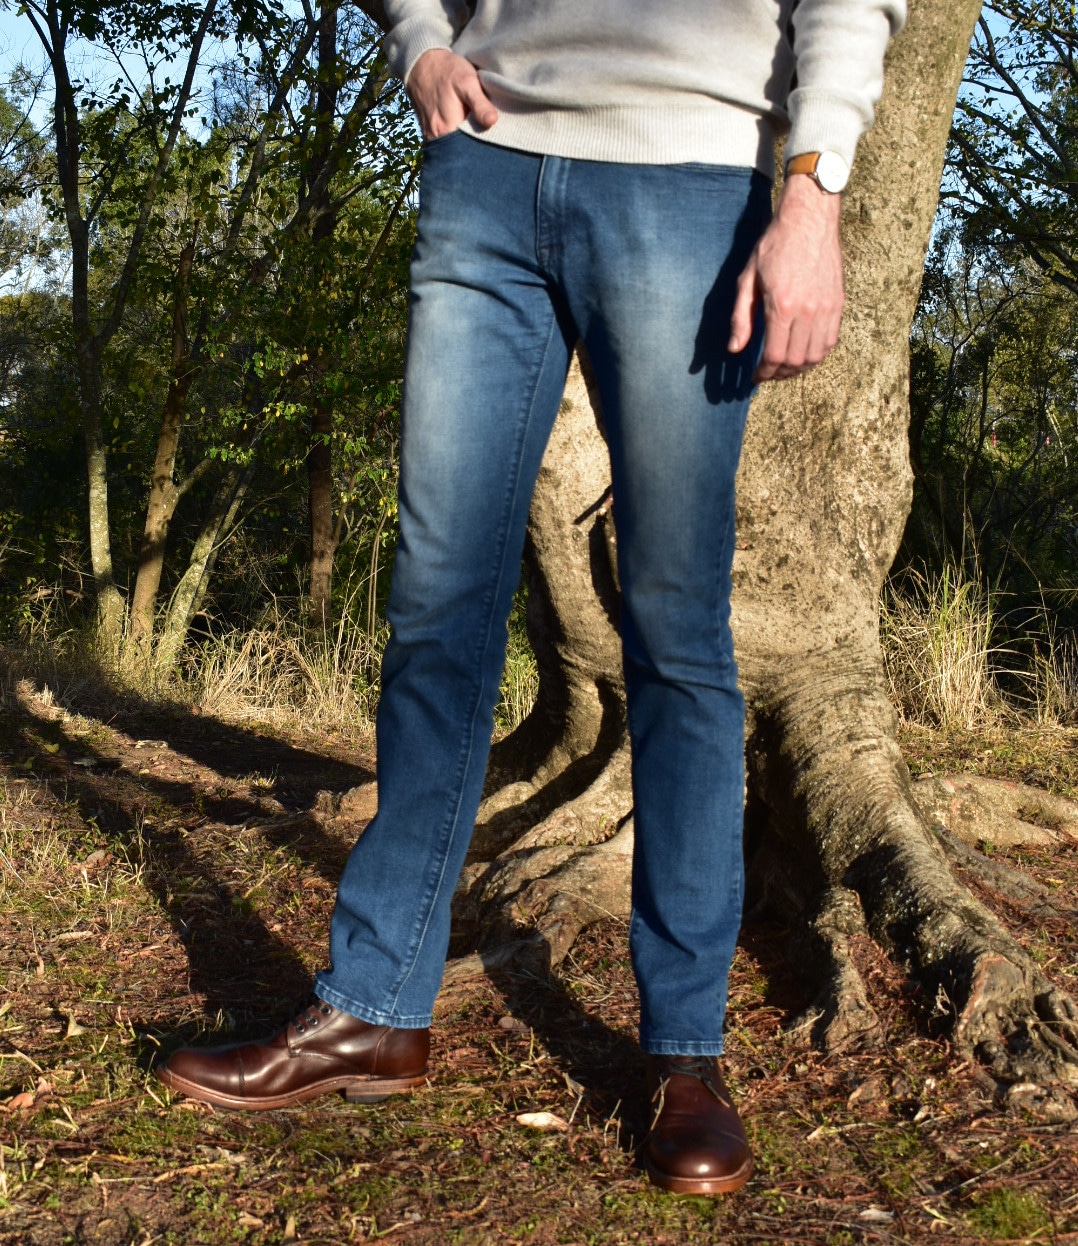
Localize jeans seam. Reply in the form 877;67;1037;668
383;303;563;1017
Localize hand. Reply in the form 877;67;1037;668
728;174;845;383
408;48;499;140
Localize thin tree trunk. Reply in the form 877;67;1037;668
77;351;124;642
157;462;256;669
308;401;336;624
305;0;342;627
130;240;202;648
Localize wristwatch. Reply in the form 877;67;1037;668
785;150;850;194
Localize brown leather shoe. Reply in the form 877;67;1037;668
157;999;429;1110
644;1056;753;1194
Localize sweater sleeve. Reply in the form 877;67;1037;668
787;0;906;167
383;0;473;85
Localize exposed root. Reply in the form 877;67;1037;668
1003;1080;1078;1124
470;741;631;861
953;951;1078;1099
911;773;1078;850
785;887;882;1053
510;746;632;852
749;660;1078;1090
453;822;633;970
437;936;551;1012
934;826;1075;920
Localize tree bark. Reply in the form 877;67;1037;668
78;353;125;645
424;0;1078;1097
308;401;337;625
305;0;342;628
157;462;256;670
130;239;204;650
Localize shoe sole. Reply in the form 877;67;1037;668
644;1153;753;1195
156;1065;427;1110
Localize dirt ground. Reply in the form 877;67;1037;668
1;674;1077;1245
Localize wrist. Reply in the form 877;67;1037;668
404;44;456;89
776;173;843;225
784;150;850;195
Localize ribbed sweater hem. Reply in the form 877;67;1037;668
460;101;777;174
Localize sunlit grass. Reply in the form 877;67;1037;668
881;563;1078;732
881;565;1002;731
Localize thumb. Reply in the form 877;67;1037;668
728;260;758;354
458;74;499;129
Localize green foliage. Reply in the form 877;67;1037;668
902;0;1078;700
0;0;419;645
966;1188;1052;1239
949;0;1078;296
907;229;1078;604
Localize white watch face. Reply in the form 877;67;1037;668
815;150;850;193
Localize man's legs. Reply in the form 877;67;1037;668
160;140;767;1192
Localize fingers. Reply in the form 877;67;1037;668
730;256;842;383
727;262;759;354
754;307;842;382
755;299;836;381
457;73;498;129
731;177;845;383
408;49;499;140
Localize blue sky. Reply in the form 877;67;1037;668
0;5;48;73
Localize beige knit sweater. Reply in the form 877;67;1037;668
383;0;906;174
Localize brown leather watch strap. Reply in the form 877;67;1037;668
785;152;822;178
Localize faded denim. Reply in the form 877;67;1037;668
316;133;770;1055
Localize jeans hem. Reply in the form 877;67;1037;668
314;980;432;1029
641;1040;726;1057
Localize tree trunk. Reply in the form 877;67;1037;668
422;0;1078;1099
307;401;337;625
78;353;125;646
130;240;202;650
157;462;256;670
305;0;342;628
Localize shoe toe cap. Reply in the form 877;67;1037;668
649;1124;753;1181
159;1046;244;1097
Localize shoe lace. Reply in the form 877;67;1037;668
650;1056;728;1116
290;997;333;1036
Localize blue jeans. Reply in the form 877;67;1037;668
316;133;770;1055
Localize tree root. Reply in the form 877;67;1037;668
933;826;1075;921
748;661;1078;1092
453;821;634;969
785;886;882;1053
469;741;632;861
952;951;1078;1117
911;773;1078;850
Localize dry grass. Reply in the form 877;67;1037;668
1027;626;1078;726
1;591;541;742
881;566;1003;731
183;610;388;729
495;628;540;733
881;564;1078;732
